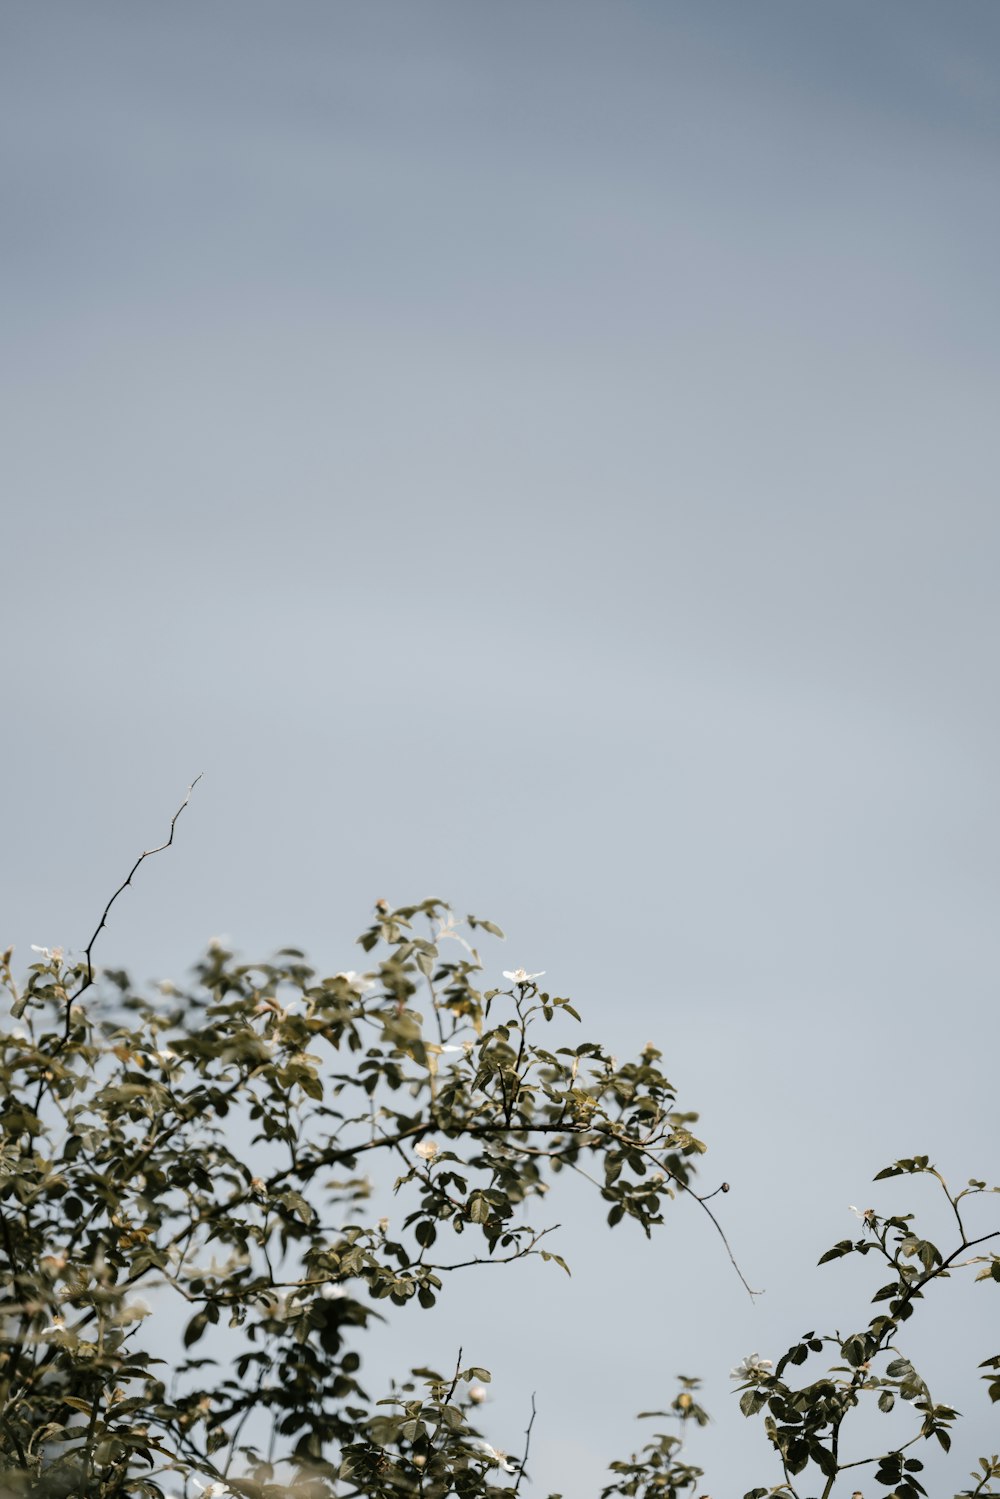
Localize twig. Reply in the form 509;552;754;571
431;1224;561;1272
37;775;202;1086
514;1392;537;1494
628;1140;761;1299
444;1345;464;1407
417;1347;465;1497
72;773;203;1003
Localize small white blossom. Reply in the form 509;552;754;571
468;1439;514;1472
730;1353;773;1381
502;969;545;984
850;1205;876;1225
31;945;64;963
266;1292;292;1321
414;1139;439;1161
336;971;372;993
118;1298;151;1324
468;1382;488;1404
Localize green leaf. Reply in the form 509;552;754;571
183;1312;209;1347
739;1390;766;1417
467;1192;491;1224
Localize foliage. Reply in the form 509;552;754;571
0;900;706;1498
1;881;998;1499
735;1158;1000;1499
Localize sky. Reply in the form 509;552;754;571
2;2;1000;1493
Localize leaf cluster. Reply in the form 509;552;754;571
0;905;704;1497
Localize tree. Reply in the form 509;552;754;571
1;791;999;1498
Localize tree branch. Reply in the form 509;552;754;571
73;773;203;1004
514;1392;537;1495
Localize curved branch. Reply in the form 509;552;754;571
73;773;203;1003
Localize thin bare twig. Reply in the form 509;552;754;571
72;773;203;1003
444;1345;464;1407
632;1143;761;1299
32;777;202;1095
514;1392;537;1494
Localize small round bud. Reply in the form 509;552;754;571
469;1383;488;1404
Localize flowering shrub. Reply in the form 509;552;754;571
0;897;711;1498
1;820;998;1497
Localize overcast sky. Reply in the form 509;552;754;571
3;3;1000;1493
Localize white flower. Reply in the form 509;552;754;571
117;1298;151;1324
730;1353;773;1381
850;1204;875;1224
265;1292;293;1321
31;945;64;963
319;1282;348;1300
502;969;545;984
336;971;372;994
468;1382;488;1404
468;1439;514;1472
192;1481;230;1499
414;1139;439;1161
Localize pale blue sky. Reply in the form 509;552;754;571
3;4;999;1492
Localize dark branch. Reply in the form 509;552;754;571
514;1392;537;1495
72;774;203;1007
